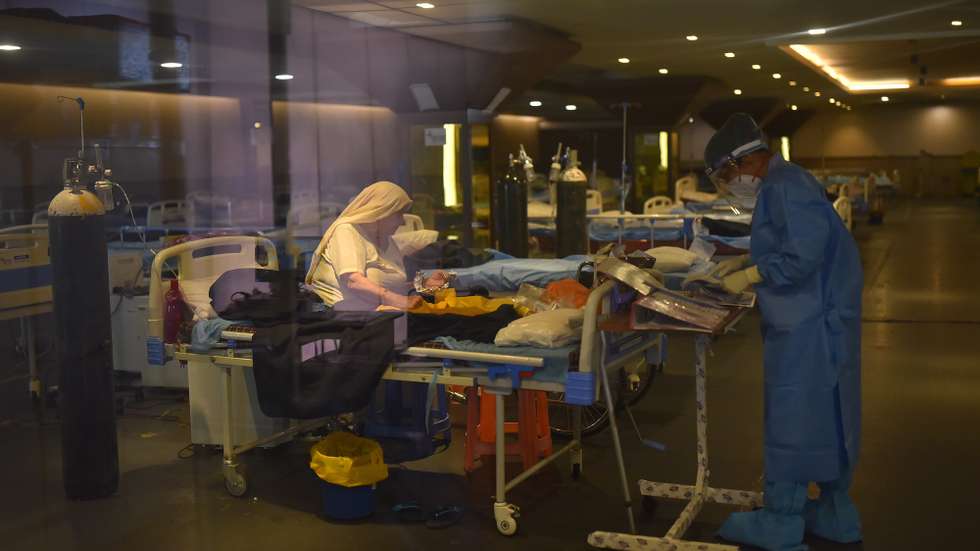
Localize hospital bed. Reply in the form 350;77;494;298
144;234;662;536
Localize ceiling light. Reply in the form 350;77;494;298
733;89;743;95
772;73;782;79
751;64;762;70
618;57;630;64
829;98;836;104
416;2;435;8
274;73;294;80
803;86;810;92
791;105;798;111
686;35;698;41
0;44;22;51
808;28;827;35
724;52;735;58
789;44;911;92
528;100;542;107
789;80;797;86
658;67;669;74
160;61;182;68
565;104;577;111
881;96;890;102
688;117;695;123
950;20;963;27
253;122;262;129
815;91;822;97
940;76;980;87
847;106;852;111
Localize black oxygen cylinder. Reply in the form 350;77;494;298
556;150;588;257
492;158;529;257
48;189;119;499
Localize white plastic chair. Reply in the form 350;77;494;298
398;214;425;233
674;175;698;205
643;195;674;214
833;196;853;232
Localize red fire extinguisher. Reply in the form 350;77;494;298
163;279;185;343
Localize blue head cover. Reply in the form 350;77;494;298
704;113;768;175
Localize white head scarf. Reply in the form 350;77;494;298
304;181;413;284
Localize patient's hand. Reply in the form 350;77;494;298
424;271;449;288
387;293;424;310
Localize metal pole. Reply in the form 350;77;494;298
495;392;506;503
599;333;637;534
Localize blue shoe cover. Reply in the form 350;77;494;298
804;494;862;543
718;509;807;551
718;479;808;551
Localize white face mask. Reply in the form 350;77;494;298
726;174;762;209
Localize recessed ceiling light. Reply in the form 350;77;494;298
733;89;743;95
688;117;695;123
791;105;798;111
253;122;262;129
617;57;630;64
565;104;577;111
815;91;822;97
789;80;797;86
829;98;836;104
658;67;669;74
951;20;963;27
0;44;22;51
686;35;698;41
724;52;735;58
160;61;182;68
803;86;810;92
772;73;782;79
881;96;890;102
529;100;542;107
275;73;294;80
847;106;852;110
416;2;435;8
752;64;762;70
808;28;827;35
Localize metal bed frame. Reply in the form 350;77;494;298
146;236;661;536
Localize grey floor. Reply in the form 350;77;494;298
1;198;978;550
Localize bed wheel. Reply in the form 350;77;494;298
571;463;582;480
223;464;248;497
642;495;657;514
494;503;519;536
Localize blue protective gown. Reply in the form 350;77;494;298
750;154;862;483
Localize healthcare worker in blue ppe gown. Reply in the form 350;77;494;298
704;114;863;551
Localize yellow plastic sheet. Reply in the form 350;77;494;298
407;288;513;317
309;432;388;488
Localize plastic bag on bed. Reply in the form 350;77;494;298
495;308;584;348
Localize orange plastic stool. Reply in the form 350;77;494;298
463;387;553;473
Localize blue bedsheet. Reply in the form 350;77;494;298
434;337;574;384
530;224;683;242
445;256;587;292
704;234;751;250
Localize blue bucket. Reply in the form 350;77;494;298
320;481;376;520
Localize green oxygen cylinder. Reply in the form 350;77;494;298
492;154;529;257
48;163;119;499
556;149;588;257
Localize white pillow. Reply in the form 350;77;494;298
177;277;219;321
644;246;700;273
495;308;584;348
390;229;439;256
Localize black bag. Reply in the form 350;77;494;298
209;268;318;325
251;311;400;419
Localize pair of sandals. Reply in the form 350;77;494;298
392;502;464;529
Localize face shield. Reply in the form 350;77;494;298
705;138;766;213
